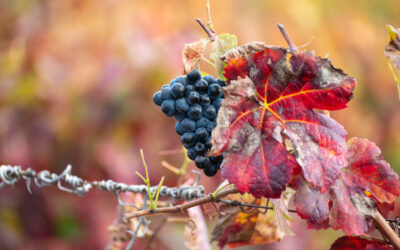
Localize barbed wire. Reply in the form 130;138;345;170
0;164;208;249
0;164;205;201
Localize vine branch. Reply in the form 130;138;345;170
127;187;238;219
277;23;298;53
373;211;400;249
196;18;216;41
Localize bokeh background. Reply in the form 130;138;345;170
0;0;400;249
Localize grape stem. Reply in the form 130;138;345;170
196;18;216;41
277;24;298;53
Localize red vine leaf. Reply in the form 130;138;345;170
328;180;375;235
330;236;394;250
294;137;400;235
343;137;400;204
293;176;330;229
210;42;356;197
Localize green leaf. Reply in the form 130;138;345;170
209;33;238;80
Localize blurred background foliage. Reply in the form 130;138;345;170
0;0;399;249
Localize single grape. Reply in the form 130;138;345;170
212;98;224;110
161;99;176;116
188;104;202;120
203;75;215;85
187;148;197;161
152;91;163;106
216;79;227;87
161;86;173;99
195;79;208;92
181;132;197;148
200;94;211;106
210;155;224;164
208;84;222;99
176;98;189;113
195;156;211;169
206;121;217;132
175;76;188;85
186;91;200;105
194;142;207;155
203;104;217;120
174;112;186;121
181;118;196;132
187;69;202;82
195;127;208;142
171;83;186;98
196;117;210;128
204;165;219;177
175;121;184;136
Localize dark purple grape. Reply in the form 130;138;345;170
195;156;211;169
175;121;184;136
161;86;173;99
181;132;197;148
195;127;208;142
171;83;186;98
194;143;207;155
204;165;219;176
195;79;208;92
187;69;201;82
181;118;196;132
187;91;200;105
187;148;197;160
161;99;175;116
208;84;222;99
203;75;215;84
176;98;189;113
188;104;202;120
203;104;217;120
152;91;163;106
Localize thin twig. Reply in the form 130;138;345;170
206;0;216;33
127;187;238;219
373;211;400;249
218;199;297;213
277;24;298;53
196;18;216;41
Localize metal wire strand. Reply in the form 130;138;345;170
0;165;205;201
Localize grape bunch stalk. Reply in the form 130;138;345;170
153;69;225;176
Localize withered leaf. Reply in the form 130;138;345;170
211;193;285;249
183;38;208;74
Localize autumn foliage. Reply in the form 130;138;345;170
208;42;400;238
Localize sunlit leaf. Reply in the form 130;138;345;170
210;43;356;198
183;38;208;74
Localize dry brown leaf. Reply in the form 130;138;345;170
211;193;285;249
182;38;208;74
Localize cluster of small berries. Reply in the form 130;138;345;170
153;69;225;176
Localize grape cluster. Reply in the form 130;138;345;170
153;69;225;177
